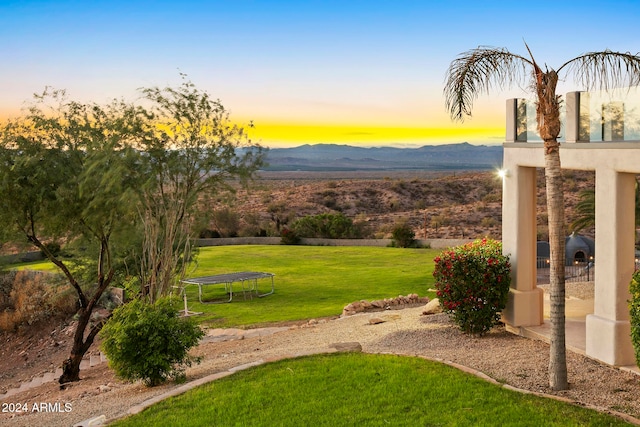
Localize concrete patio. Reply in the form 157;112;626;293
518;288;640;374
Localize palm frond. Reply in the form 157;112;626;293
560;50;640;91
444;46;532;122
569;188;595;233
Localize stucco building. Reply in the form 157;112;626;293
501;89;640;366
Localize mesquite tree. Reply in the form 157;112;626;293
0;79;264;383
0;90;146;384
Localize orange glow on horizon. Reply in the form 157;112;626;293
245;122;504;147
0;108;505;148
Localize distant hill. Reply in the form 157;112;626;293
263;143;503;171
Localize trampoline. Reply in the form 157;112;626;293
180;271;275;305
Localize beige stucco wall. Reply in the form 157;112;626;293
502;141;640;366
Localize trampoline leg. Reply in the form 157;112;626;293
257;276;275;297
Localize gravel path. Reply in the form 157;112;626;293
3;304;640;426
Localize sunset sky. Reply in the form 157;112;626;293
1;0;639;147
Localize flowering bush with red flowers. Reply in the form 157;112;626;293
433;238;511;336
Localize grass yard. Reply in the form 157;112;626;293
7;245;437;328
10;259;61;273
111;352;629;427
181;245;438;328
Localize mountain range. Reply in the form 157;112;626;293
263;143;503;171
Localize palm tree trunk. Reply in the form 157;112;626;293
544;141;568;390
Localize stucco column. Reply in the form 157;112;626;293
501;163;543;326
586;169;636;365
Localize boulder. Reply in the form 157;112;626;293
422;298;443;315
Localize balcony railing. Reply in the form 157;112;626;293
507;86;640;143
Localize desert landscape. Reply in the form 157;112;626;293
214;168;596;242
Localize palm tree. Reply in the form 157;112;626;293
444;45;640;391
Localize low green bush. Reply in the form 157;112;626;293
629;271;640;366
99;297;204;386
391;222;416;248
433;238;511;335
291;212;363;239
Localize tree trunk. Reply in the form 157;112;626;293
544;141;568;391
58;267;113;386
58;307;92;385
59;353;84;385
58;306;109;386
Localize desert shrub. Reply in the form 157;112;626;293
239;224;268;237
431;214;449;231
480;216;499;227
292;213;362;239
391;222;416;248
238;212;268;237
0;271;15;311
388;197;404;212
316;189;341;210
280;227;301;245
211;207;240;237
433;238;511;335
99;297;204;386
391;180;407;192
482;192;501;203
198;229;221;238
0;271;76;331
629;271;640;366
413;199;428;210
322;196;340;210
363;187;378;197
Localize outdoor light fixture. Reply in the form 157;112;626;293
497;168;508;179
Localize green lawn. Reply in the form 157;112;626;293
181;245;437;328
7;245;437;328
111;353;630;427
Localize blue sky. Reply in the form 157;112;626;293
1;0;639;147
